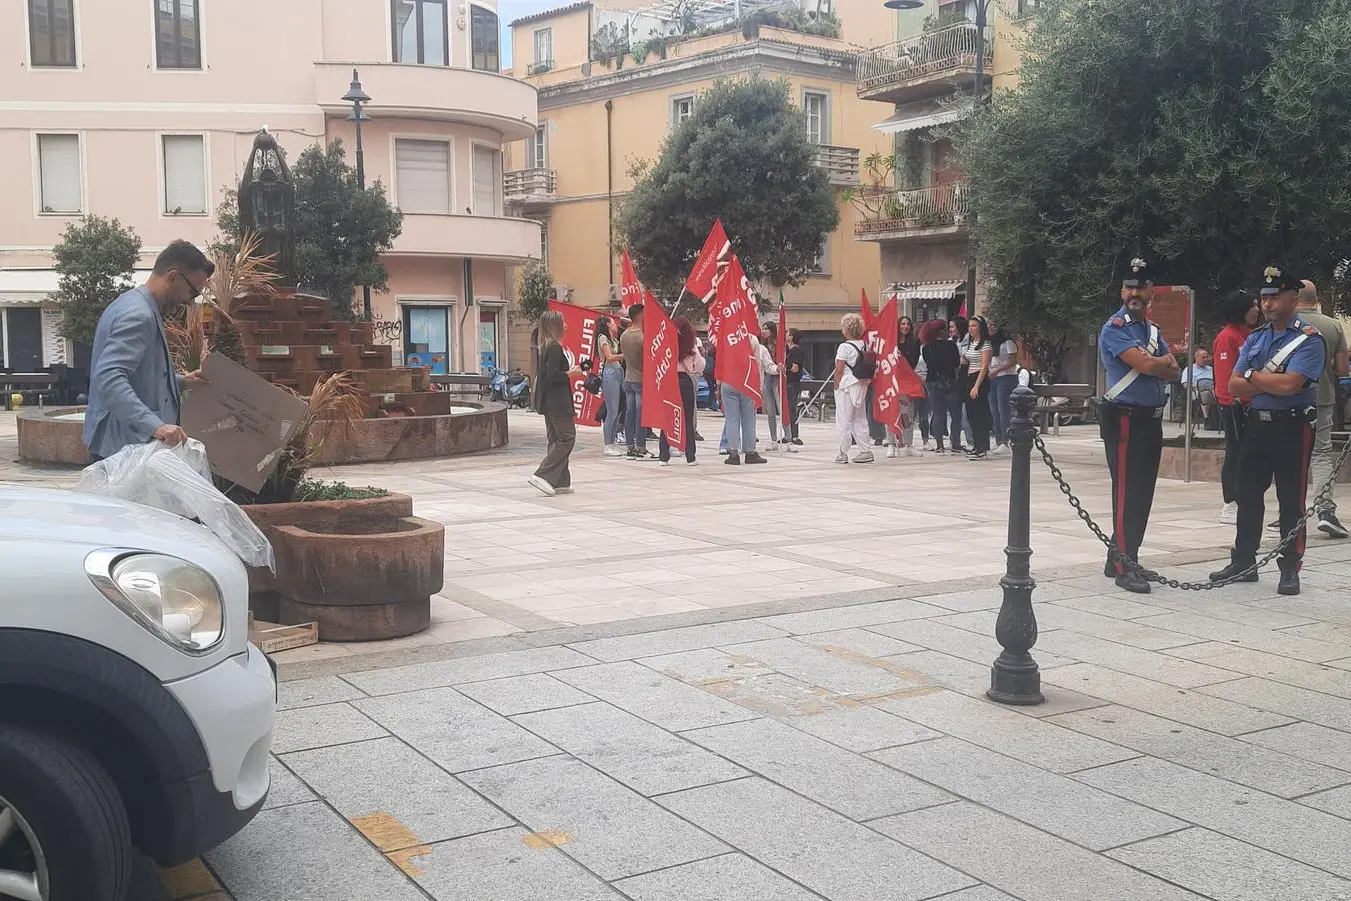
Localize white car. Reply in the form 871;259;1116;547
0;486;275;901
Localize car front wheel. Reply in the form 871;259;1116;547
0;725;131;901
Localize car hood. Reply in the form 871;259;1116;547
0;486;237;557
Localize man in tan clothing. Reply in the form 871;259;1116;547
619;304;653;459
1296;281;1349;538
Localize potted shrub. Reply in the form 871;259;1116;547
220;372;446;642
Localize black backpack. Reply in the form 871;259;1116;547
846;341;877;379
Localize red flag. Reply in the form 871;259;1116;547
860;289;875;330
547;299;604;427
710;256;761;403
620;249;645;313
869;297;927;433
685;219;732;304
641;301;685;451
777;301;789;435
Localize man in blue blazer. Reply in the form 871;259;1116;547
83;240;215;460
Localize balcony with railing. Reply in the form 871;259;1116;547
856;24;992;104
503;168;558;208
812;145;860;187
854;182;968;241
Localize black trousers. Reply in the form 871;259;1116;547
534;412;576;489
1219;403;1245;505
659;373;697;463
1233;417;1313;573
964;381;992;454
786;379;802;438
1101;406;1164;574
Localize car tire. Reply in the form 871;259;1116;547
0;724;132;901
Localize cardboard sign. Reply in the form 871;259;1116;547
181;354;310;492
1151;286;1192;355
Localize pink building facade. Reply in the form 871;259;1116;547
1;0;541;374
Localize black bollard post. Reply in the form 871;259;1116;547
988;383;1045;705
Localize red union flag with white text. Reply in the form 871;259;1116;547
684;219;732;304
641;300;685;451
710;255;762;403
547;299;604;427
869;296;926;433
620;249;646;314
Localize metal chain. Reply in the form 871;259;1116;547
1032;428;1351;590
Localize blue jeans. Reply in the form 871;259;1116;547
602;364;624;445
990;374;1016;445
720;382;757;453
623;381;645;452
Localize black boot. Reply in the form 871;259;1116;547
1114;569;1152;594
1209;560;1259;583
744;451;767;464
1104;557;1117;579
1278;569;1301;595
724;452;741;465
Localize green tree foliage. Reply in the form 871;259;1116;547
51;215;143;347
958;0;1351;349
214;140;402;319
619;77;840;298
516;261;555;322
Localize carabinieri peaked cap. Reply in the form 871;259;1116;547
1260;264;1303;296
1120;256;1154;288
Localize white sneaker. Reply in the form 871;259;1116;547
885;446;898;458
764;443;779;452
604;444;625;457
1219;501;1238;524
686;459;699;466
556;486;574;494
835;453;849;464
853;452;875;464
922;439;936;451
991;444;1011;456
904;446;923;457
659;460;670;466
527;475;556;496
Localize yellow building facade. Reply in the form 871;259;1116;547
501;0;900;371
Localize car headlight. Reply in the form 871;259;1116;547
85;551;225;653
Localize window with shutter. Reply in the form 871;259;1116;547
804;91;828;145
37;134;82;213
162;134;207;214
29;0;77;67
529;125;547;169
472;145;501;216
395;139;451;214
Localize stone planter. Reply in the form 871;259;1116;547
17;406;90;466
1160;442;1351;483
242;493;444;641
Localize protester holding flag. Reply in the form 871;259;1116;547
758;321;783;449
784;328;806;445
898;316;929;448
658;317;703;466
834;313;875;464
528;310;583;496
596;316;626;456
711;257;767;466
620;304;656;460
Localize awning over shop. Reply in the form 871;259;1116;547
885;281;965;301
0;268;151;304
872;104;964;135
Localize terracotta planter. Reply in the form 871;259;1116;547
242;493;443;641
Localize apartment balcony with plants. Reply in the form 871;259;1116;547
856;21;991;105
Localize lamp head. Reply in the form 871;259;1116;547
883;0;924;9
341;69;371;105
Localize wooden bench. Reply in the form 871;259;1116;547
430;373;492;396
1031;383;1096;436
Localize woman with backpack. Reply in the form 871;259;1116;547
920;319;963;454
833;313;875;463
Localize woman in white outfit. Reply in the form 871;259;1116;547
833;313;874;464
758;321;782;450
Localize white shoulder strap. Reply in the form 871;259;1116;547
1264;332;1312;373
1147;324;1159;354
1105;323;1160;401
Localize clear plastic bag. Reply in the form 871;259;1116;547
75;439;275;571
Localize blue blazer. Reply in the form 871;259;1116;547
82;286;183;459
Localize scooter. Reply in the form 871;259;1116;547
490;367;531;408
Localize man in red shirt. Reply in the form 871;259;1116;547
1212;289;1260;523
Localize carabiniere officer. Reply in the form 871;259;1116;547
1209;265;1326;596
1097;257;1180;594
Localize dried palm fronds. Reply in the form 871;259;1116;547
204;230;281;321
166;304;209;373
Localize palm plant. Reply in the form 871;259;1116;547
203;230;281;319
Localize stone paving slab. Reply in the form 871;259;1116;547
400;827;624;901
611;853;822;901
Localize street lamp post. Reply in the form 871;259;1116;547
966;0;993;315
342;69;373;320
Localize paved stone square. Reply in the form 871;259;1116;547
2;411;1349;900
